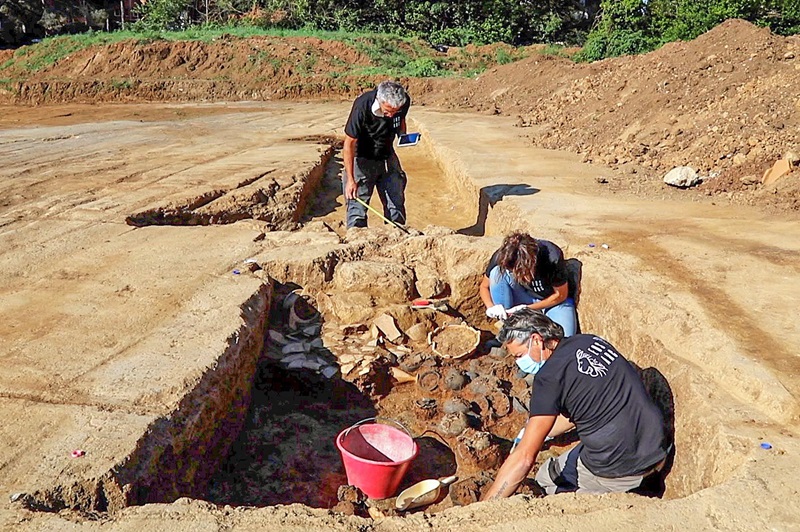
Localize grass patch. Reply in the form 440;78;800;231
109;78;133;89
537;44;570;58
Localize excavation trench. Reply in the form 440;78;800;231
21;128;751;519
184;136;748;514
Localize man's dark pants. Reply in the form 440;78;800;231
343;153;407;228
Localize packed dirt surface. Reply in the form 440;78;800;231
1;101;799;531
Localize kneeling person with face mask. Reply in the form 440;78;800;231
482;309;668;499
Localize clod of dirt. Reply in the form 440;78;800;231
341;323;368;336
332;501;356;515
439;412;470;437
366;497;400;517
443;398;472;415
486;388;512;418
456;429;503;471
449;473;494;506
337;484;366;504
347;356;393;398
414;264;449;299
444;368;468;391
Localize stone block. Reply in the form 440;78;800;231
663;166;700;188
762;159;792;186
332;260;415;303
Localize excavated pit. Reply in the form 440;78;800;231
184;266;684;517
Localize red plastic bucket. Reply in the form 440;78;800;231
336;418;419;499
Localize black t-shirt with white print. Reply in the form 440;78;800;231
529;334;667;478
344;88;411;161
484;239;569;300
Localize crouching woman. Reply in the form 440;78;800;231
479;232;577;341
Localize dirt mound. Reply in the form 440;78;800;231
0;36;508;104
428;20;800;212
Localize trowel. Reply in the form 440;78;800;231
395;475;458;511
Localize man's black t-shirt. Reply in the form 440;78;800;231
529;334;667;477
344;88;411;160
484;239;569;299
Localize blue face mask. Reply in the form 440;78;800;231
515;337;546;375
516;354;545;375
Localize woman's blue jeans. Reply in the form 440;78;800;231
488;266;577;337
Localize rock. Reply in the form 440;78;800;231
762;159;793;186
663;166;701;188
406;322;430;342
316;292;375;324
332;260;416;303
740;175;759;186
372;313;404;343
785;151;800;166
732;153;748;166
337;484;366;504
414;264;448;299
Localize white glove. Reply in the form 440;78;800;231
508;304;528;314
486;304;508;320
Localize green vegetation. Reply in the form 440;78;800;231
109;78;133;90
537;44;570;59
132;0;595;46
577;0;800;61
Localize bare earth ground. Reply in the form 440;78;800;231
0;102;798;531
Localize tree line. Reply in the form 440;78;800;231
2;0;799;59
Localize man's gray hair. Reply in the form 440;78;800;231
376;80;407;108
497;308;565;345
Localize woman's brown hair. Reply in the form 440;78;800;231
496;232;539;285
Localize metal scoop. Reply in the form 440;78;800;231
395;475;458;511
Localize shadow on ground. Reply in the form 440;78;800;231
459;184;539;236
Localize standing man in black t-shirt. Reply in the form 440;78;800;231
482;309;668;499
342;80;411;228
